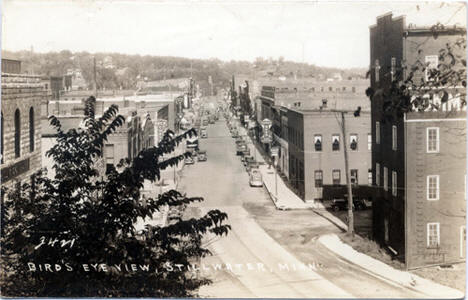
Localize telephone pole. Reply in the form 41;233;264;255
93;56;98;98
332;110;355;237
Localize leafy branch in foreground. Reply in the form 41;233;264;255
366;32;466;123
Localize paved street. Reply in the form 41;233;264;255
178;109;427;298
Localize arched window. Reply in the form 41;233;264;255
29;107;35;152
1;113;4;164
14;109;20;158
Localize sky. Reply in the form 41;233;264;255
1;0;466;69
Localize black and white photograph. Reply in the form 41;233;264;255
0;0;466;298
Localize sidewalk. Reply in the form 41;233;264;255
239;128;314;210
318;234;464;299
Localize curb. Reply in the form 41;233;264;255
312;209;348;232
318;234;464;299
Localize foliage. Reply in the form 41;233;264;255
367;30;466;123
0;97;231;297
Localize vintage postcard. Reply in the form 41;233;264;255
0;0;466;298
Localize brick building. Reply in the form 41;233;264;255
104;109;154;172
370;13;466;268
287;109;371;202
257;81;372;203
1;71;46;190
1;59;21;74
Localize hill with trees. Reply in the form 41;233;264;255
2;49;366;94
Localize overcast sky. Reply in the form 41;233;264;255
1;0;466;68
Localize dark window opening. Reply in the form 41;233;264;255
332;170;341;185
29;107;35;152
351;169;358;185
14;109;20;158
315;139;322;151
332;139;340;151
315;170;323;187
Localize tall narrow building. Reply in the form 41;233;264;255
369;13;466;269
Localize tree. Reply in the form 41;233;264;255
366;27;466;122
0;97;231;297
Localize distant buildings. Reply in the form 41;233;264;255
369;13;466;268
103;108;154;173
1;60;47;191
1;59;21;74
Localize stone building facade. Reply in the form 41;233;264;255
1;73;46;190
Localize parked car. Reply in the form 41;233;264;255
236;143;247;155
201;128;208;138
197;150;207;162
330;198;367;211
184;156;195;165
231;131;238;138
243;156;255;167
246;161;260;173
202;119;209;126
240;149;250;156
249;169;263;187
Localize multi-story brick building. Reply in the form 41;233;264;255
1;70;46;191
287;109;372;202
257;82;372;203
103;108;154;172
370;13;466;268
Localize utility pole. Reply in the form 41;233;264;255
93;56;98;98
339;111;354;237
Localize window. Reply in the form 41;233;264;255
427;223;440;248
315;170;323;187
427;175;440;201
383;167;388;191
342;87;346;92
350;134;358;151
375;59;380;83
320;87;324;92
384;218;389;243
314;135;322;151
352;87;356;93
425;55;438;82
332;134;340;151
329;87;333;92
14;109;20;158
427;127;439;153
105;144;114;165
392;125;397;151
368;133;372;150
332;169;341;185
392;171;397;196
350;169;358;185
368;169;372;185
29;107;35;152
391;57;396;81
376;122;380;144
376;163;380;186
